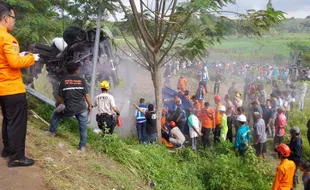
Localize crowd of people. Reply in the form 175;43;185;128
1;1;310;189
136;59;310;189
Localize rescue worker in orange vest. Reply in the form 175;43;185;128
214;95;222;144
191;95;202;117
272;144;296;190
199;102;215;147
177;73;187;93
0;2;38;167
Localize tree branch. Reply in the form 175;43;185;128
157;0;166;42
129;0;155;53
140;1;156;45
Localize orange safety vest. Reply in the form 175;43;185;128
215;103;223;125
199;108;215;128
0;26;35;96
272;159;296;190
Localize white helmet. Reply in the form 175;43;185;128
52;37;67;52
237;115;247;122
218;105;226;112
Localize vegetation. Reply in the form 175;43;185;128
29;95;275;190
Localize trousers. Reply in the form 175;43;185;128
0;93;28;161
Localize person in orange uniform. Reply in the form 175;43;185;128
199;102;215;147
0;2;37;167
191;96;202;117
214;95;222;144
177;73;187;93
272;144;296;190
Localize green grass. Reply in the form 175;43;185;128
114;33;310;63
28;95;274;190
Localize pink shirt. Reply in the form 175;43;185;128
275;113;287;136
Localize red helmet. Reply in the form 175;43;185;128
169;121;176;127
276;144;291;158
214;95;221;101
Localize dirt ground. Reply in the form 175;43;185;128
0;114;48;190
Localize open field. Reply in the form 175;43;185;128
114;33;310;63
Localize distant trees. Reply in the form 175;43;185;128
288;41;310;67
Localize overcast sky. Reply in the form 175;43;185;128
113;0;310;20
225;0;310;18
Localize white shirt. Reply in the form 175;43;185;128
170;127;185;144
93;92;116;115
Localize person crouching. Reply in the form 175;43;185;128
168;121;185;148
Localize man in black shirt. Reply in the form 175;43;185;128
288;126;303;187
46;62;92;151
134;103;157;143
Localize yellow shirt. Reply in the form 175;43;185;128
0;25;35;96
272;159;296;190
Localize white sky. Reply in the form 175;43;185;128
110;0;310;20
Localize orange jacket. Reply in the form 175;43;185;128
272;159;296;190
215;103;222;125
161;116;166;129
0;26;35;96
199;108;215;128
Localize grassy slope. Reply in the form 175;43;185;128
27;98;151;190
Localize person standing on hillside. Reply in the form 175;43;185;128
187;109;203;152
274;106;287;148
228;82;237;101
219;106;228;141
272;144;296;190
307;119;310;146
234;115;251;160
253;112;267;159
224;95;235;142
213;72;221;95
214;95;222;144
135;98;147;142
298;83;308;111
46;63;92;151
199;102;215;147
134;104;157;143
288;127;303;188
177;73;187;93
196;81;207;107
0;2;39;167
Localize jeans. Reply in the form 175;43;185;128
202;128;211;147
136;122;146;141
49;111;88;148
214;83;220;94
213;125;221;144
143;133;157;143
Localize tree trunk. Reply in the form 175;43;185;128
151;66;163;144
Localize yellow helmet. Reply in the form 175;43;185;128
99;80;110;90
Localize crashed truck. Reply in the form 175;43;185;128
31;26;120;99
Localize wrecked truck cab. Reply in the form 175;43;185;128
31;26;120;99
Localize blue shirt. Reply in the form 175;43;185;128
234;125;251;151
136;104;147;123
